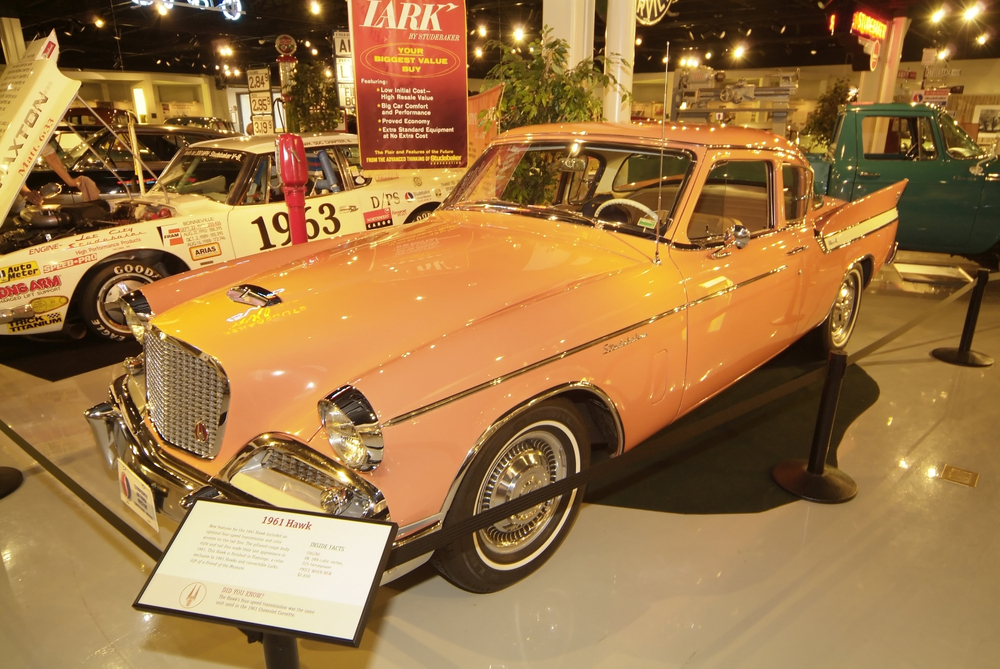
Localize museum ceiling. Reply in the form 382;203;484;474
3;0;998;80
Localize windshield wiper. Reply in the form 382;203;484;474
448;201;595;227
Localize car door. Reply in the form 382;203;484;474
851;113;982;252
670;154;804;414
229;146;370;257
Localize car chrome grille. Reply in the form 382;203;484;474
145;327;229;459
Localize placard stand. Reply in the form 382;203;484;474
0;466;23;499
134;500;396;656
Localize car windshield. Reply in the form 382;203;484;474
151;147;247;202
444;140;693;238
938;111;985;159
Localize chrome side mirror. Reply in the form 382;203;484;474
712;224;750;258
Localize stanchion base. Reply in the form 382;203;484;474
931;347;994;368
772;459;857;503
0;466;24;499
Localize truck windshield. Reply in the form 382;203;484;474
444;141;693;239
938;111;984;159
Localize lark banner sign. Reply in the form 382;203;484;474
347;0;468;170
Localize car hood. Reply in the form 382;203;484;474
151;210;658;457
0;33;80;222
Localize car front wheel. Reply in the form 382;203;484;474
432;399;590;593
80;259;164;340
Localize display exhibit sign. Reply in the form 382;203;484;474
347;0;468;170
135;500;396;646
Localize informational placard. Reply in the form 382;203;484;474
135;500;396;647
348;0;468;170
333;30;353;56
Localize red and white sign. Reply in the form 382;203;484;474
347;0;468;170
851;10;887;41
912;89;950;105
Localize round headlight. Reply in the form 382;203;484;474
318;399;368;468
121;301;146;344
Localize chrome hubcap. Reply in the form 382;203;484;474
830;272;858;347
477;429;568;555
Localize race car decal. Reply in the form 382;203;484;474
370;193;401;208
29;243;61;255
158;226;185;246
29;295;68;313
0;275;63;304
45;254;97;273
190;243;222;261
247;203;342;251
0;261;40;283
7;311;62;333
364;208;394;230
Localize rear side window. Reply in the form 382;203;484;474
688;160;771;241
861;116;938;160
781;165;810;223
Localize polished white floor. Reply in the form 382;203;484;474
2;254;999;668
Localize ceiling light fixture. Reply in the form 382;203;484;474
310;1;321;14
932;8;946;22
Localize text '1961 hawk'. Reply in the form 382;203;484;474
87;121;904;592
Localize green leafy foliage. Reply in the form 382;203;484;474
480;27;631;134
801;78;851;150
284;62;342;133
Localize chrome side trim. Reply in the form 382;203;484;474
382;310;684;428
818;208;898;253
687;265;788;309
434;381;624;530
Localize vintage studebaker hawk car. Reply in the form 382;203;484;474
88;122;904;592
0;34;462;340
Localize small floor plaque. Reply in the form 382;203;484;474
940;464;979;488
134;499;395;647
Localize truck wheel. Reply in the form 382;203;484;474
79;260;164;340
818;264;864;351
432;399;590;593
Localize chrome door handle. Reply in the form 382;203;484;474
786;246;808;256
858;170;880;178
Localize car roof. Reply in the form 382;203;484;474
846;102;940;113
499;121;799;151
186;131;359;154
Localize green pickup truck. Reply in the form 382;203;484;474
809;103;998;260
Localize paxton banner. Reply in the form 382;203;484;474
348;1;468;170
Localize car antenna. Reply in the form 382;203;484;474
653;41;670;267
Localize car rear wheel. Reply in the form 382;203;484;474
432;399;590;593
820;264;864;351
80;259;164;341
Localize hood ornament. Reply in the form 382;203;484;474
227;284;282;308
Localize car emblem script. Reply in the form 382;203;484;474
194;421;209;443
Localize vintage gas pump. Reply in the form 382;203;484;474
276;134;309;245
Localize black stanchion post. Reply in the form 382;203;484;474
772;349;858;503
932;267;994;368
0;467;23;499
262;633;300;669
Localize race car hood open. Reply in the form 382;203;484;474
0;32;80;223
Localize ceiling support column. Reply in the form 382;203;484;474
542;0;595;68
603;0;636;123
857;17;911;104
1;17;26;64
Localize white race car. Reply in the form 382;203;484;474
0;34;464;340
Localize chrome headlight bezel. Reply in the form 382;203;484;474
318;386;383;472
120;290;154;344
